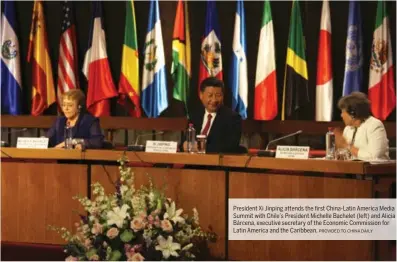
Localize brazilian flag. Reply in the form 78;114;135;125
282;0;309;120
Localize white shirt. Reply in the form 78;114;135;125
200;110;217;135
343;116;390;160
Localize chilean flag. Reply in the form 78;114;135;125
1;0;22;115
230;0;248;119
198;0;223;93
82;1;117;117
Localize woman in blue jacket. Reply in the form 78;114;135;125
47;89;104;149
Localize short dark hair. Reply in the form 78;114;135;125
199;77;224;93
337;91;371;120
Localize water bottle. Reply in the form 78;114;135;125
325;127;335;159
186;123;196;153
64;125;73;149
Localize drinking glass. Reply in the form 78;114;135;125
196;135;207;154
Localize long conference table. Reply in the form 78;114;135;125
1;148;395;261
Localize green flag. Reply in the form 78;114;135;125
282;0;309;120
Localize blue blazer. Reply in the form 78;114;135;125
47;113;104;149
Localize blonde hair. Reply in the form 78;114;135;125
62;89;86;108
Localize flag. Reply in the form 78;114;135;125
1;0;22;115
27;0;56;116
118;0;142;117
82;1;117;117
342;1;363;96
368;0;396;120
315;0;333;121
254;0;277;121
171;0;191;116
141;0;168;118
57;1;79;111
199;0;222;93
230;0;248;120
282;0;309;120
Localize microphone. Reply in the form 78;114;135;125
1;128;28;147
127;131;164;151
258;130;303;157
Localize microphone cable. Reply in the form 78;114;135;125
1;149;12;158
244;154;254;168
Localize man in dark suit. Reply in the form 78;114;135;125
184;77;242;154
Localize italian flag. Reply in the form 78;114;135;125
368;0;396;120
118;0;141;117
315;0;333;122
171;0;191;116
254;0;277;120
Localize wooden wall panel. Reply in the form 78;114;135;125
1;162;87;244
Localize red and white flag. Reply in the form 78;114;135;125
82;2;117;117
315;0;333;121
368;0;396;120
57;1;79;110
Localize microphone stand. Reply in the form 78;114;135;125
127;131;164;151
258;130;303;157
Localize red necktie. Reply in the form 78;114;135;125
201;114;213;136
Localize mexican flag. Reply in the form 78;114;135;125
368;0;396;120
171;0;191;116
254;0;277;120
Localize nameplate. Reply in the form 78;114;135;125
17;137;49;149
275;146;310;159
145;140;177;153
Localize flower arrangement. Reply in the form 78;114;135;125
50;154;216;261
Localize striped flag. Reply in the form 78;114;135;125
83;1;117;117
118;0;142;117
342;1;363;96
1;0;22;115
230;0;248;120
27;0;56;116
315;0;333;121
171;0;191;116
368;0;396;120
282;0;309;120
254;0;277;121
199;0;222;93
141;0;168;118
57;1;79;111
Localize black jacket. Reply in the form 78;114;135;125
189;105;242;154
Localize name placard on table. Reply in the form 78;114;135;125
145;140;177;153
275;145;310;159
16;137;49;149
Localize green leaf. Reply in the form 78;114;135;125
85;248;97;259
109;250;122;261
120;229;135;242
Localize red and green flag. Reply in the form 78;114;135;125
254;0;277;120
368;0;396;120
171;0;191;116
